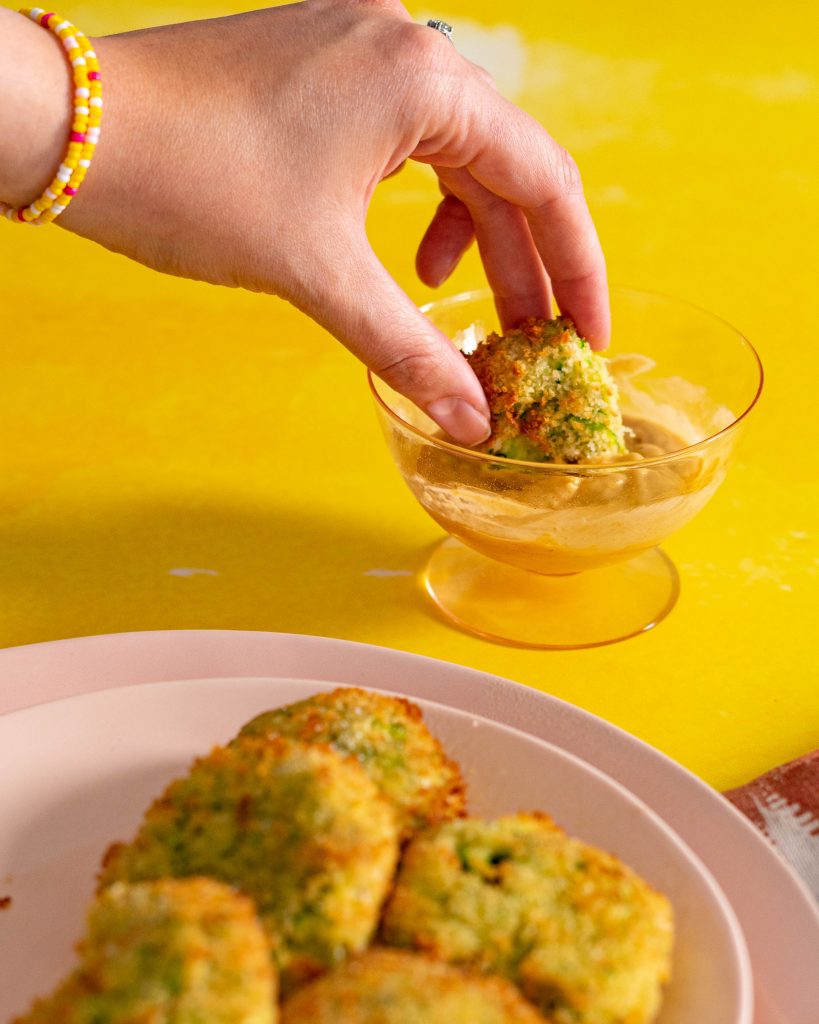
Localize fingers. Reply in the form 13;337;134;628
416;84;610;348
415;193;475;287
466;59;496;90
434;165;552;331
297;224;490;446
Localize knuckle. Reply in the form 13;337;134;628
470;61;497;89
395;21;450;71
376;342;447;394
528;146;586;218
472;190;507;216
552;146;584;197
440;194;473;223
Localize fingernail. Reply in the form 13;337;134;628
427;397;491;446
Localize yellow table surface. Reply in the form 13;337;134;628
1;1;816;791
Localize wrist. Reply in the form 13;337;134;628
0;7;73;207
57;32;146;237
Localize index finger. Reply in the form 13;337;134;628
421;84;610;347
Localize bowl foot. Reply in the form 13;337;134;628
422;538;679;649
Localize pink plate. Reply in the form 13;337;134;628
0;630;816;1022
0;677;749;1024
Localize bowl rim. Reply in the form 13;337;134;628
368;286;764;473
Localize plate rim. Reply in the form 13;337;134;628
0;629;816;1024
0;673;753;1024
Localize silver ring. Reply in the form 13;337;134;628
426;18;453;42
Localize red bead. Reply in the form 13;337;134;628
39;12;56;26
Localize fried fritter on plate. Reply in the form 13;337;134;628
381;813;673;1024
13;878;276;1024
281;948;549;1024
238;687;465;839
100;735;400;993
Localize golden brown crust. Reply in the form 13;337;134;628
381;814;673;1024
99;735;400;994
467;317;625;464
281;948;550;1024
238;688;466;839
12;878;277;1024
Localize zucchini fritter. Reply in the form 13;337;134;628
99;736;400;993
238;688;466;838
13;878;276;1024
380;813;673;1024
281;948;548;1024
466;318;626;463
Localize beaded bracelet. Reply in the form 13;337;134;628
0;7;102;225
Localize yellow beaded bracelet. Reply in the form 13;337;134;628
1;7;102;225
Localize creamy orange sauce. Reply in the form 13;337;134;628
621;415;686;460
410;416;720;575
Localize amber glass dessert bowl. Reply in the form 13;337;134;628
370;288;762;648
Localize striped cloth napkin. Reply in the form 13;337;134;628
724;749;819;900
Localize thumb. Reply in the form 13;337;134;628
296;227;490;446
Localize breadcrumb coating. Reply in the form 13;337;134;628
381;813;673;1024
239;688;466;839
281;948;549;1024
100;736;400;993
466;317;626;463
13;878;276;1024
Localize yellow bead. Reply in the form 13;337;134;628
4;9;101;227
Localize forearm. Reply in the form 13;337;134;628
0;6;73;206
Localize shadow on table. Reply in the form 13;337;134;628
0;498;435;647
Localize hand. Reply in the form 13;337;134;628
9;0;609;445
